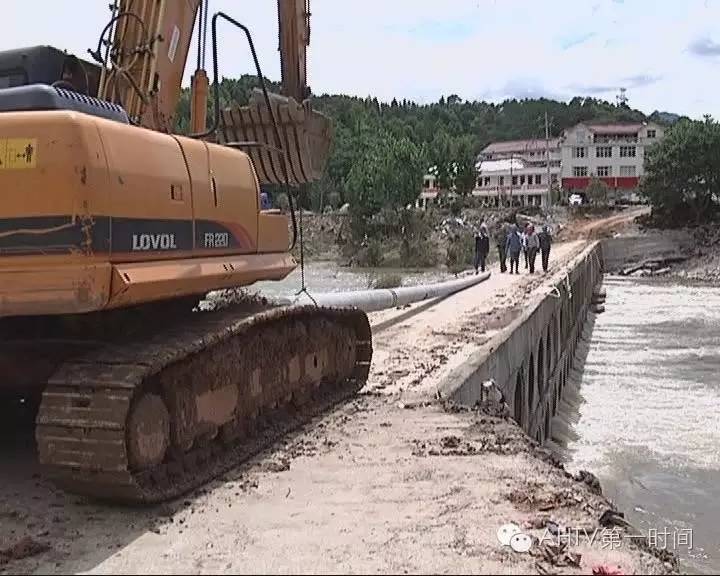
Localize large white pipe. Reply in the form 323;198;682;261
289;270;490;312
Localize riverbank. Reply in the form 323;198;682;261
665;224;720;283
289;204;633;270
602;222;720;284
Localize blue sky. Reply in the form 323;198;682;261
4;0;719;119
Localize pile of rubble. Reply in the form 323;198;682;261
436;208;565;239
617;259;679;277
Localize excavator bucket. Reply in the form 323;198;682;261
215;88;333;188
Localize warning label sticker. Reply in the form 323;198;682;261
0;138;37;170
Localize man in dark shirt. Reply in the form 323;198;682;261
494;220;510;273
474;223;490;274
538;224;553;273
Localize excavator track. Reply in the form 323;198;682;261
34;303;372;504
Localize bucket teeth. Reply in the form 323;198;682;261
215;89;332;187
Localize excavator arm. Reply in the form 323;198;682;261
96;0;331;187
278;0;310;103
205;1;332;187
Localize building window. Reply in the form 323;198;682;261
647;129;656;138
512;175;518;186
573;147;586;158
619;165;636;177
520;175;526;185
551;174;558;183
484;177;490;186
423;179;431;189
573;166;588;177
499;176;504;186
597;166;611;177
596;146;612;158
620;145;636;158
550;160;561;167
535;174;542;185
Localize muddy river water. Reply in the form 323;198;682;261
565;276;720;575
250;260;453;299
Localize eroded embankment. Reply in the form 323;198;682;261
430;241;678;574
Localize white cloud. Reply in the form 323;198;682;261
1;0;718;119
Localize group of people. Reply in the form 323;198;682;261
473;220;553;275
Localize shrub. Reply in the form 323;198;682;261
369;273;403;289
446;233;474;274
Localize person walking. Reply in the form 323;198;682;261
521;223;529;270
494;220;509;273
474;224;490;274
538;224;553;272
525;224;540;273
505;224;523;274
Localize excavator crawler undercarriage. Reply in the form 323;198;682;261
25;300;371;504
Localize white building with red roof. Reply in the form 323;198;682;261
560;121;664;196
473;138;562;208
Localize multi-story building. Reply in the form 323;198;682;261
419;121;664;209
560;121;664;199
472;138;561;207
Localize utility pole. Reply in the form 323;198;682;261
545;111;552;207
508;152;513;208
616;87;628;107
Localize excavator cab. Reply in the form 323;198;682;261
0;46;101;95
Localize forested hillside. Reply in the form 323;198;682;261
173;74;683;211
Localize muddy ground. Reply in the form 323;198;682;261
0;397;675;575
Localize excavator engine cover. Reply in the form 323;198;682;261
215;88;333;187
0;84;129;123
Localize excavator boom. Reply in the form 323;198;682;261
97;0;201;133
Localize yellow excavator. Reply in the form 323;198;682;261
0;1;371;503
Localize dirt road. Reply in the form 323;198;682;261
0;236;674;575
560;206;649;241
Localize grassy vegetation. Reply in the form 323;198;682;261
368;273;403;289
445;234;475;274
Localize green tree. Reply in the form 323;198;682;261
453;136;477;195
345;134;425;222
586;176;610;205
171;73;682;220
429;130;455;190
641;116;720;223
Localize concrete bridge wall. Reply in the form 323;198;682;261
440;242;604;442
